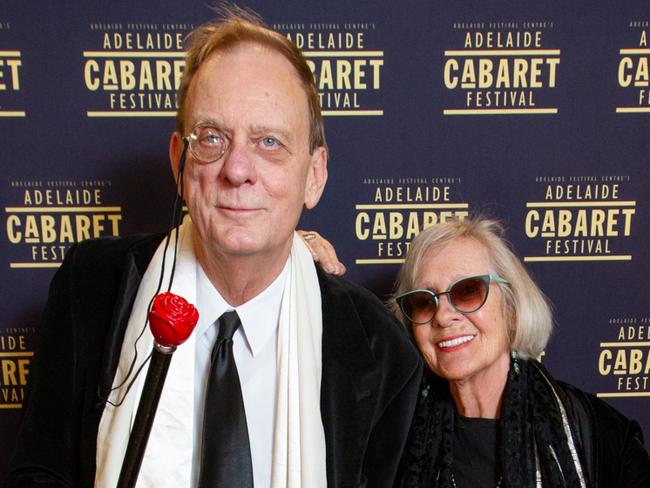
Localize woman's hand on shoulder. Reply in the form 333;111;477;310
298;230;347;276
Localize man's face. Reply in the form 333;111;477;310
171;42;327;263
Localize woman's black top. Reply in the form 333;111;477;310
452;415;500;488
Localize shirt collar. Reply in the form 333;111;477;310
195;257;290;357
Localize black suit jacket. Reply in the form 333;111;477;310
5;233;422;487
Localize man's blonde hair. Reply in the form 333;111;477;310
175;5;326;153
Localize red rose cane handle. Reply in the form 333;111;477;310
117;292;199;488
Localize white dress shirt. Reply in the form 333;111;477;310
192;258;289;488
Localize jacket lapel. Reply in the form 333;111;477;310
97;235;164;400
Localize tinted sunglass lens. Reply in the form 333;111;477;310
450;277;488;312
404;292;437;323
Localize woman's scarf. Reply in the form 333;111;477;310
396;357;588;488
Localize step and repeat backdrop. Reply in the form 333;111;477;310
1;0;649;477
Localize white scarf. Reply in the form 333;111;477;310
95;220;327;487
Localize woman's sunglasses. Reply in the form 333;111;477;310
395;274;509;324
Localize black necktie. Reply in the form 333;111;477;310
198;310;254;488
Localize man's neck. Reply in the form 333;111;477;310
194;237;292;307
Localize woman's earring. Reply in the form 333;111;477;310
511;350;520;375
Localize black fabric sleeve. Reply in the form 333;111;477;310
4;246;81;487
362;353;422;488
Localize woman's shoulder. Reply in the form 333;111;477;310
527;361;640;438
555;380;635;432
554;379;650;485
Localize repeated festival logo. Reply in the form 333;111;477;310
353;176;466;265
598;316;650;398
442;20;560;115
4;179;122;269
83;22;193;117
0;328;33;409
276;21;384;116
0;21;25;118
617;19;650;113
523;175;636;262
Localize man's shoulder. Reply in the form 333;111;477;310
64;232;165;272
72;232;165;257
317;268;418;359
317;268;399;326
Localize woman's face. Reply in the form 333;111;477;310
411;237;511;387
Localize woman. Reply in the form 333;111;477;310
303;219;650;487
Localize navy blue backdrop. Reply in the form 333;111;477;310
1;0;649;478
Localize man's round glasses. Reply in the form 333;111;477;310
395;274;509;325
183;124;229;164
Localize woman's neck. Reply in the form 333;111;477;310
448;353;510;419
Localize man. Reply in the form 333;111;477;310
4;8;421;488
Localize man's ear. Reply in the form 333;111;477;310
169;131;184;187
304;146;328;209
